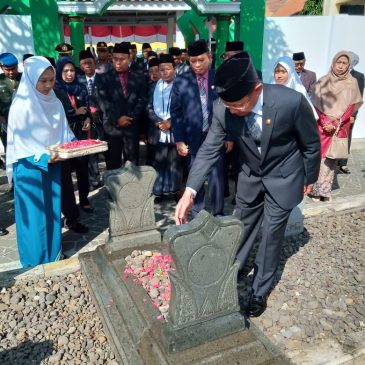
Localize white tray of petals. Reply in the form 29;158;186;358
48;139;108;159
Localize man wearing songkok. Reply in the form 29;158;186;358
292;52;317;96
78;49;104;190
171;39;227;218
180;48;189;65
97;42;147;169
169;47;190;75
175;52;321;317
0;52;22;150
222;41;244;61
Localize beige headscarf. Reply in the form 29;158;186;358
311;51;363;120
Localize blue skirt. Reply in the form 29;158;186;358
13;158;62;267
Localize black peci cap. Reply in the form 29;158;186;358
214;52;259;102
159;54;175;65
79;49;94;61
188;40;209;57
169;47;181;56
142;43;152;50
293;52;305;61
225;41;244;52
113;42;131;55
148;58;160;68
147;51;157;58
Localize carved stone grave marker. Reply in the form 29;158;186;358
104;161;160;250
162;210;246;352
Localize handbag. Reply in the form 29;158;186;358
326;119;349;160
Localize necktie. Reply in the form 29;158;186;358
246;112;261;147
198;76;209;132
119;73;128;96
87;79;93;96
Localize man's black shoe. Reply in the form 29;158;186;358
66;222;88;234
246;295;267;317
0;228;9;236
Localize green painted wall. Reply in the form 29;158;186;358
239;0;265;71
69;17;85;65
29;0;62;58
215;16;230;68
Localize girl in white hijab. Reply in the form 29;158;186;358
6;56;74;267
271;56;318;119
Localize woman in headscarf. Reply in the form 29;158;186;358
146;54;182;202
338;51;364;174
271;56;318;119
6;56;74;267
310;51;363;202
55;57;93;213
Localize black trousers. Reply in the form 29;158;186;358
88;153;101;187
188;152;225;217
61;157;90;224
105;133;139;170
234;180;292;298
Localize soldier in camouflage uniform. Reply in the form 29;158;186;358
0;53;22;151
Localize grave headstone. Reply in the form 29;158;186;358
162;210;245;352
104;161;161;249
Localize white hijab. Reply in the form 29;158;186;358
6;56;74;182
271;56;318;119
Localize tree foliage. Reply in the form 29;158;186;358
300;0;323;15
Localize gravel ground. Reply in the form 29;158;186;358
0;209;364;365
0;272;117;365
240;208;365;363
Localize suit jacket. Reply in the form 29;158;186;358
300;68;316;96
78;73;103;112
351;69;364;97
170;69;218;155
187;84;321;210
97;69;147;137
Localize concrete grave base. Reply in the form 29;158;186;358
80;243;289;365
106;229;161;251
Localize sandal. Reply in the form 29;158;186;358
339;166;350;174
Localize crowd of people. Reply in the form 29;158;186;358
0;39;363;315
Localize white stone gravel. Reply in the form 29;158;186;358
0;272;116;365
241;209;365;364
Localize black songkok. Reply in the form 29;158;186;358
142;43;152;50
214;52;259;102
159;54;174;65
113;42;130;55
169;47;181;56
148;58;160;68
79;50;94;61
188;40;209;57
293;52;305;61
225;41;244;52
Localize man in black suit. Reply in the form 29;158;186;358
175;52;320;317
292;52;317;96
338;51;364;174
78;49;104;190
97;42;147;169
171;40;228;218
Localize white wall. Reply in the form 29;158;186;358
0;15;34;73
263;15;365;138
